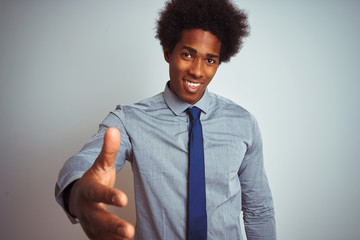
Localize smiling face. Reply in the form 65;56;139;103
164;29;221;104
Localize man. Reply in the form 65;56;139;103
55;0;276;239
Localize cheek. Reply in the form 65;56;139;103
206;69;217;82
170;64;186;80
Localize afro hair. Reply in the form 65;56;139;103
156;0;250;63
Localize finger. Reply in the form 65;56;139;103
83;181;129;207
85;206;135;239
94;127;121;171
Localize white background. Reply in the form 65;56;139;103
0;0;359;239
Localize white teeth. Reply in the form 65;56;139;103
185;80;200;87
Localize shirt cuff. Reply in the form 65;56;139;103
55;173;83;223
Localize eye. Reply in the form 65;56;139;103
206;58;216;64
182;52;191;59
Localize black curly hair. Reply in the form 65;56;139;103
156;0;250;63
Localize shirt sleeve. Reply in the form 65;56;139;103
238;115;276;239
54;106;132;223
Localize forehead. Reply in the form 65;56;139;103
177;29;221;55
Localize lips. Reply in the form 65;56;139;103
183;80;202;94
184;80;201;88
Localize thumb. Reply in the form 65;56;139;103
94;127;121;171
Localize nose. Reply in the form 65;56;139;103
188;59;203;79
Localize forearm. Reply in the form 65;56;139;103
55;153;94;205
239;115;276;239
241;178;276;239
55;119;115;212
243;204;276;240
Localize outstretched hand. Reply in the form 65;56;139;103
68;127;135;240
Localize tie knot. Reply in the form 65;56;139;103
187;107;201;121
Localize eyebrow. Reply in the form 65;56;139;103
181;46;219;59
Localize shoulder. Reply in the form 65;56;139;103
205;92;262;147
113;92;162;111
208;92;255;121
112;92;170;121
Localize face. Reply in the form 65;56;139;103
164;29;221;104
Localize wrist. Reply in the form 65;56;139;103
63;180;78;218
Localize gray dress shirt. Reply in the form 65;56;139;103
55;84;276;239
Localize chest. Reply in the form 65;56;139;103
126;113;249;179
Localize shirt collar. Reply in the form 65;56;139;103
163;81;210;116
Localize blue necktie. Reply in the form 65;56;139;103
187;107;207;240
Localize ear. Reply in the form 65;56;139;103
163;48;170;63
